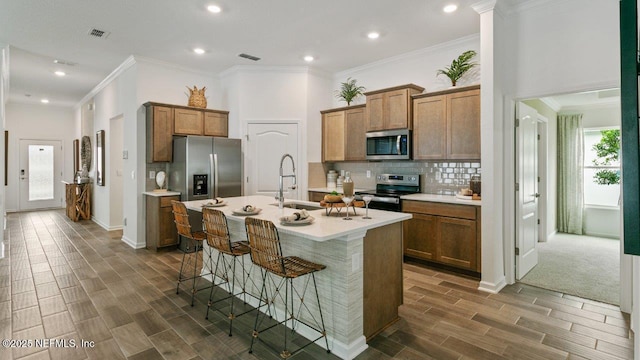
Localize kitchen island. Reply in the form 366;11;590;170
183;195;411;360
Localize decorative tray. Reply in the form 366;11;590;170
319;200;364;217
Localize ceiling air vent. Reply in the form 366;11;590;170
238;53;261;61
87;28;111;39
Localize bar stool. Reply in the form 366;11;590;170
244;217;330;359
172;200;210;306
202;207;260;336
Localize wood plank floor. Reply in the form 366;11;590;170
0;210;634;359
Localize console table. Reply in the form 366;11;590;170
63;182;91;221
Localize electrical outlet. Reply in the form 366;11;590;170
149;171;156;179
366;170;371;178
122;150;128;159
352;253;361;272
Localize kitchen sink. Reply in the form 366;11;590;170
270;202;323;211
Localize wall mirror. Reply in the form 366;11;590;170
96;130;105;186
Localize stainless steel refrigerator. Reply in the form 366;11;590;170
170;136;242;201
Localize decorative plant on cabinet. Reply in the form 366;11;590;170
336;77;366;106
437;50;477;87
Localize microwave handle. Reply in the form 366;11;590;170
396;135;401;155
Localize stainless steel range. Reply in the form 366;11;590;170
356;173;420;212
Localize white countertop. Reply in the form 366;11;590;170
183;195;411;242
401;193;482;206
143;190;181;197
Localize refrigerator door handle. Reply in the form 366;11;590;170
213;153;219;198
209;153;214;198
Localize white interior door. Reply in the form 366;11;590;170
246;123;299;199
19;139;63;210
516;102;539;279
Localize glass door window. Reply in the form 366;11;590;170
28;145;55;201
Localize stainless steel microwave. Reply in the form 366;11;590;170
366;129;411;160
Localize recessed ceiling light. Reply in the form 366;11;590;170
41;99;49;104
54;71;66;77
443;4;458;13
304;55;314;62
193;48;205;55
367;32;380;39
207;5;222;13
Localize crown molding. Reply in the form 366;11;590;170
333;33;480;80
539;97;562;112
75;55;136;109
472;0;498;14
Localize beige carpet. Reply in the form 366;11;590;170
519;233;620;305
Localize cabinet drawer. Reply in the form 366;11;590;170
160;196;180;208
402;200;476;220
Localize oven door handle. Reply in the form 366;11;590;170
356;195;399;204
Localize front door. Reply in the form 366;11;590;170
516;103;539;279
245;123;299;199
19;139;63;210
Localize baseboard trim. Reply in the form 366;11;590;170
478;277;507;294
122;235;145;249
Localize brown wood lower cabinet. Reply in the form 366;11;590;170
402;200;480;272
363;222;403;340
146;195;180;251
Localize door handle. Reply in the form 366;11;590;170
534;193;540;198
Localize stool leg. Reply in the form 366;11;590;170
282;277;289;359
205;251;223;320
249;269;267;354
191;241;199;306
312;273;330;353
176;238;188;295
228;256;237;336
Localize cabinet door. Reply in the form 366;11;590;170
447;89;481;159
150;106;174;162
403;213;437;261
344;107;366;161
203;112;228;137
437;216;477;271
366;93;385;131
158;205;179;247
174;108;203;135
386;89;409;130
322;111;346;162
413;96;447;160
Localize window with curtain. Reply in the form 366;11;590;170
583;128;620;207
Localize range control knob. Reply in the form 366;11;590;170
410;176;416;182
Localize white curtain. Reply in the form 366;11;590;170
557;114;584;234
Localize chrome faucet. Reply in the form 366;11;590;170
277;154;297;209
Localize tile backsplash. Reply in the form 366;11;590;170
330;161;481;195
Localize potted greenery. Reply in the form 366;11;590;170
437;50;478;87
335;77;366;106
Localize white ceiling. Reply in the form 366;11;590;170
0;0;481;107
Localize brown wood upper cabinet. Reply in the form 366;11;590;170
145;104;174;162
321;105;366;162
364;84;424;131
413;85;480;160
144;102;229;162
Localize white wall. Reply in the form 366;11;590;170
506;1;619;98
4;103;75;211
332;34;480;108
220;66;332;198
